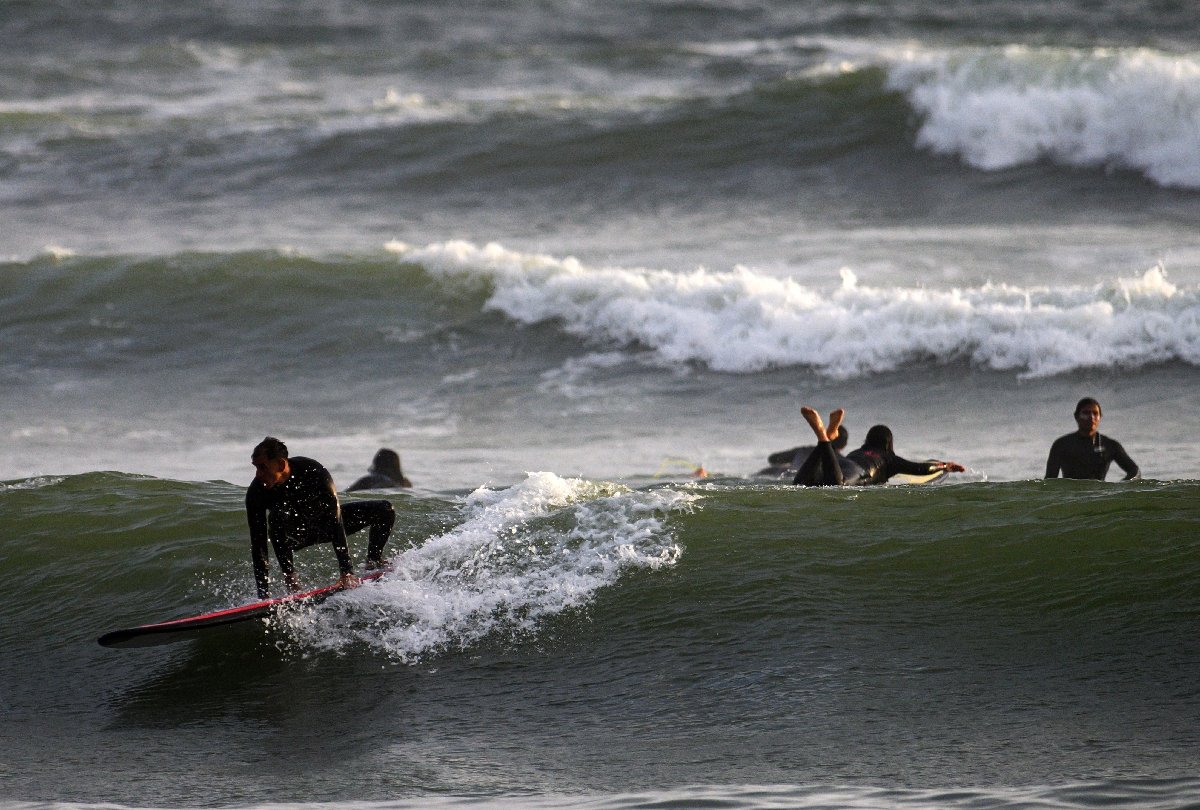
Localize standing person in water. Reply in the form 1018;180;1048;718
347;447;413;491
1045;397;1139;481
793;407;965;486
247;437;396;599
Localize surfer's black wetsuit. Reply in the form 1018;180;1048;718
794;442;941;486
346;471;411;492
1045;432;1139;481
246;456;395;598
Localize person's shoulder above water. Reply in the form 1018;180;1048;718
1045;397;1139;481
347;447;413;491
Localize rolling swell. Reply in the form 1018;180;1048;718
4;473;1198;797
6;245;1199;385
7;474;1197;659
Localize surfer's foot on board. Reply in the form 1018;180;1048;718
826;408;845;443
800;406;828;442
365;557;392;571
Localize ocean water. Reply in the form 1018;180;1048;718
2;1;1199;808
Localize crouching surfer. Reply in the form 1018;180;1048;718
247;436;395;599
792;407;965;486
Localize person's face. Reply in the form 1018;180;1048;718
252;453;289;488
1074;403;1101;436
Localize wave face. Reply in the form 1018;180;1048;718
394;240;1200;377
886;44;1200;189
4;474;1199;803
6;245;1195;384
3;37;1197;198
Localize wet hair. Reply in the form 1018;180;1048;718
862;425;893;454
831;427;850;451
370;448;403;479
1074;397;1102;417
252;436;289;461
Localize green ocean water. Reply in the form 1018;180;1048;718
2;474;1198;805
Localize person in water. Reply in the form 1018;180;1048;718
1045;397;1139;481
757;427;850;477
347;447;413;491
792;407;965;486
247;437;396;599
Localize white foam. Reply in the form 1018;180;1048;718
884;44;1200;189
294;472;693;660
390;240;1200;379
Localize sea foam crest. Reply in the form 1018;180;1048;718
389;240;1200;378
298;471;692;660
884;44;1200;189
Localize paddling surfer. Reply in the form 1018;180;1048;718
792;407;965;486
1045;397;1139;481
247;437;395;599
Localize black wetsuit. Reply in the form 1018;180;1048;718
246;456;396;598
1045;432;1139;481
346;471;411;492
794;442;941;486
755;445;812;477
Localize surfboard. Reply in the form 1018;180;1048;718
97;569;388;649
888;462;950;486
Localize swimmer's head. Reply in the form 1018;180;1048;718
251;436;290;488
1073;397;1102;436
252;436;288;460
370;448;403;479
863;425;893;453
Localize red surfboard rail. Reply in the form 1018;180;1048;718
97;569;388;649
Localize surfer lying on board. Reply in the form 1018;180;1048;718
792;407;965;486
1045;397;1139;481
248;437;395;599
346;447;413;491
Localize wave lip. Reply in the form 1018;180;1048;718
886;44;1200;189
392;240;1200;379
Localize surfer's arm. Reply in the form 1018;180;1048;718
891;455;943;476
246;492;273;599
319;468;356;576
1111;440;1140;480
934;460;966;473
1045;440;1063;479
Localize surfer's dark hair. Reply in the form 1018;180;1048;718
253;436;289;460
371;448;403;478
863;425;893;454
1074;397;1101;417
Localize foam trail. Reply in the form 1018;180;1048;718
294;472;693;660
389;240;1200;379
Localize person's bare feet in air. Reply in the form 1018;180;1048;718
825;408;844;443
801;406;828;441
